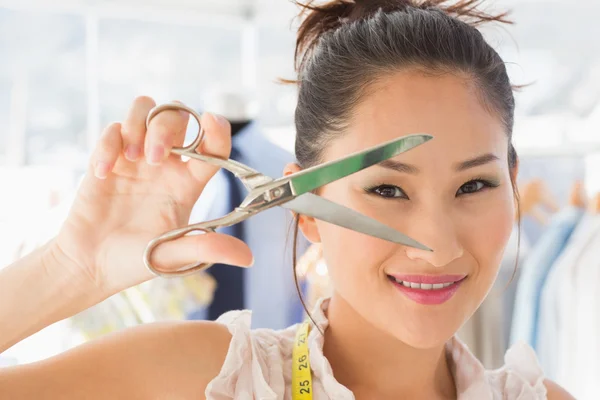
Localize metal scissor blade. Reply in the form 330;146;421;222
283;193;431;251
287;134;433;196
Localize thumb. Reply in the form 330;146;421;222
150;232;254;275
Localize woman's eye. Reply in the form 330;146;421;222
457;180;486;195
370;185;406;199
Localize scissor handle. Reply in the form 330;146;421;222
145;102;268;190
144;210;252;278
144;102;266;277
146;102;205;155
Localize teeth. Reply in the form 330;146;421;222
394;278;457;290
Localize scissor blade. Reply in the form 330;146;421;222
283;193;431;251
287;134;433;196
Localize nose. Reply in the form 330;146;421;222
403;208;464;268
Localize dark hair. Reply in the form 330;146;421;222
289;0;521;321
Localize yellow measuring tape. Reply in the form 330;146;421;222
292;320;313;400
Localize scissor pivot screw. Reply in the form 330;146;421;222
272;188;283;198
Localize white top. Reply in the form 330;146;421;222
205;298;547;399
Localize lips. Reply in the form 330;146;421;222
387;274;467;305
388;274;467;285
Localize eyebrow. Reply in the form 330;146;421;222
377;153;500;174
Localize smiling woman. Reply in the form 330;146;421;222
0;0;576;399
288;70;517;350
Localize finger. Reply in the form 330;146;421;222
121;96;156;162
90;122;124;179
151;232;254;272
145;103;190;166
186;112;232;183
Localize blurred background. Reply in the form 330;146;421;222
1;0;600;397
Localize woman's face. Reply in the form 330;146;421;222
296;70;516;348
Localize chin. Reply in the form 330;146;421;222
376;275;479;348
387;318;459;349
373;294;469;349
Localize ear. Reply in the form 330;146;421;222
283;162;322;244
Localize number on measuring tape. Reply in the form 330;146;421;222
292;321;313;400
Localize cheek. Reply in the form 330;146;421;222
461;185;515;290
317;222;391;285
314;182;395;291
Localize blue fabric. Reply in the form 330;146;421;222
188;123;308;329
206;146;246;320
510;206;583;348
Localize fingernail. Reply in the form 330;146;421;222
95;161;110;179
125;145;140;161
148;145;165;165
249;256;255;267
209;112;229;127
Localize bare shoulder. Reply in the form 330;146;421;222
544;379;576;400
0;320;232;399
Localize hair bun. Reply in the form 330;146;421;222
293;0;511;74
350;0;411;19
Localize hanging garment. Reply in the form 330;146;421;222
189;123;308;329
203;145;246;320
510;206;583;348
536;213;600;385
569;215;600;399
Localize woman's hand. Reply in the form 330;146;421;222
48;96;253;295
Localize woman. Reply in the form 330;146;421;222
0;1;576;398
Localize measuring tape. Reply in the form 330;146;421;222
292;320;313;400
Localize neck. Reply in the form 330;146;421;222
322;294;456;399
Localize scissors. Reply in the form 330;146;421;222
143;102;433;277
